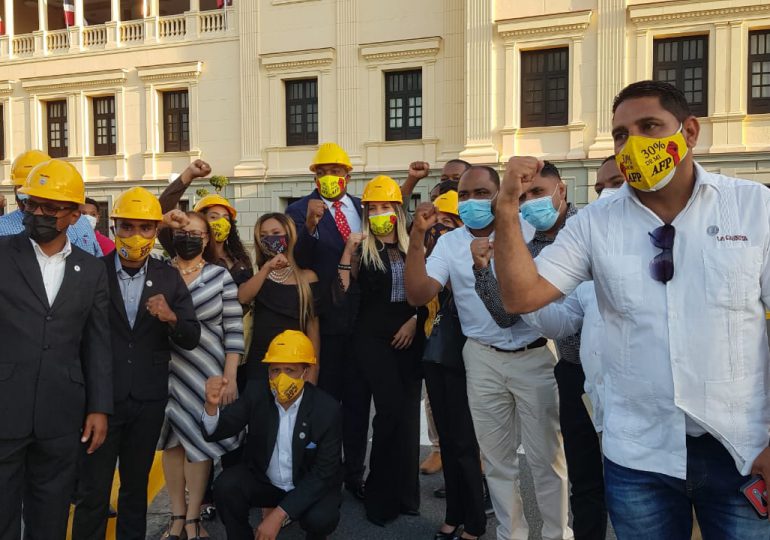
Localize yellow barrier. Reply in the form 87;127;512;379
67;451;166;540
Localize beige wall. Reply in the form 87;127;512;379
2;0;770;246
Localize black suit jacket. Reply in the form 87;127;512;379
0;233;113;439
286;191;362;335
204;382;342;518
103;254;200;402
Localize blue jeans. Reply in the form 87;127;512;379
605;434;770;540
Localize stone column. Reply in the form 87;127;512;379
233;0;266;176
336;0;361;166
38;0;48;31
460;0;498;163
588;0;626;157
438;0;465;162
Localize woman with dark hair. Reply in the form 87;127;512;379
158;161;253;284
238;212;321;384
158;211;244;540
337;175;424;527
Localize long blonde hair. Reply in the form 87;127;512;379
360;203;410;272
254;213;314;331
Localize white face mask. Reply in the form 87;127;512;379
598;187;620;200
84;214;98;230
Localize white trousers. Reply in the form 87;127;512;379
463;339;573;540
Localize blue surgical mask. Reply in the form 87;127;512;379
520;187;562;231
458;198;495;230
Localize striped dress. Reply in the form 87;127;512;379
158;263;245;462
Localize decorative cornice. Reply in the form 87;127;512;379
629;2;770;25
0;81;15;96
137;61;202;83
21;69;128;92
497;10;592;40
359;37;441;62
261;48;335;73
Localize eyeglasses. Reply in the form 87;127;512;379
648;224;675;283
173;230;207;239
24;199;77;217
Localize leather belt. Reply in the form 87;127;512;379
490;337;548;354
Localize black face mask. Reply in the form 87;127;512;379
173;236;204;261
23;212;62;244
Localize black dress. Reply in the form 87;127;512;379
351;243;424;524
244;279;320;381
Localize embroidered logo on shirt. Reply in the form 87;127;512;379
716;234;748;242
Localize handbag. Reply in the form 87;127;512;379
422;291;467;372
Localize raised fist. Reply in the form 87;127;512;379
411;202;438;235
163;209;189;230
205;376;229;414
501;156;543;202
305;199;326;234
408;161;431;181
470;237;494;270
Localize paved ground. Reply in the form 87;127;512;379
146;402;617;539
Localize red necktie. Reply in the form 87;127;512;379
332;200;351;242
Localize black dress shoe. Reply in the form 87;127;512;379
366;514;387;527
433;485;446;498
345;482;365;500
400;506;420;516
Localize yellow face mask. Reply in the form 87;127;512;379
208;217;231;243
316;175;347;200
115;234;155;262
269;371;306;404
368;212;397;236
616;127;688;192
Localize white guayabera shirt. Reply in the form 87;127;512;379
534;162;770;479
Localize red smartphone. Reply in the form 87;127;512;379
740;476;768;518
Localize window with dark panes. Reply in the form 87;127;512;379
520;48;569;128
163;90;190;152
95;200;110;237
749;30;770;114
93;96;116;156
285;79;318;146
47;100;68;158
653;36;708;117
385;70;422;141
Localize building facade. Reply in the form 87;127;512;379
2;0;770;243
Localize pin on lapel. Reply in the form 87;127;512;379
299;432;306;440
74;265;81;272
146;280;153;288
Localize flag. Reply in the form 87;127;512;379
217;0;233;8
0;16;5;36
63;0;75;27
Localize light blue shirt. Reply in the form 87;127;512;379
0;210;103;257
114;252;148;328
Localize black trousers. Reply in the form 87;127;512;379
318;333;371;488
0;431;80;540
356;333;421;522
554;360;607;540
72;397;167;540
423;362;487;537
214;462;341;540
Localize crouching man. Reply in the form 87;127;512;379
202;330;342;540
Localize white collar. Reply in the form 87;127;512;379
30;237;72;260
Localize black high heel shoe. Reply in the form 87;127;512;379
160;515;186;540
434;526;459;539
186;518;209;540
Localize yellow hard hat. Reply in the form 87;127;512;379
11;150;51;186
111;187;163;221
262;330;317;365
194;194;237;219
19;159;84;205
434;190;459;216
361;175;403;204
309;142;353;173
